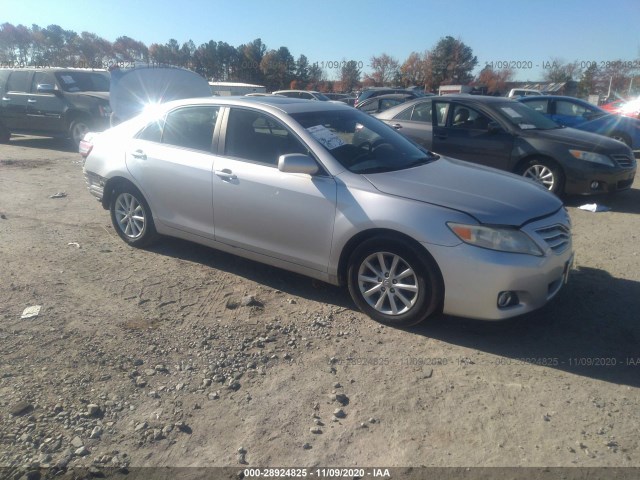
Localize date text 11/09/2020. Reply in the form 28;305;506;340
484;60;640;70
244;468;391;478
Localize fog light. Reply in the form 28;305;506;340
590;181;600;190
497;291;519;308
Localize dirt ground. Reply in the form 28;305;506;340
1;135;639;479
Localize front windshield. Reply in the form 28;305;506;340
290;109;436;174
54;71;110;92
495;101;560;130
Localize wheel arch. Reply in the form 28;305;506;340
609;131;631;147
101;176;143;210
337;228;444;300
513;154;563;176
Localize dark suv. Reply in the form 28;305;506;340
0;68;111;147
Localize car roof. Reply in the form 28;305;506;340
157;95;352;114
273;89;321;94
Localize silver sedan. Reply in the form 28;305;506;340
81;97;573;326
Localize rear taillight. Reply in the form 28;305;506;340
79;137;93;158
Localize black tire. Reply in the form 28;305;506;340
0;123;10;143
517;157;564;195
69;117;91;149
109;184;158;247
610;132;631;147
347;236;442;327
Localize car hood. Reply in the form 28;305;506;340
363;157;562;226
521;126;628;152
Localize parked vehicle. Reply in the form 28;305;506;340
81;96;573;326
507;88;542;98
272;90;332;101
518;95;640;157
375;95;636;195
355;93;415;114
355;88;426;108
0;67;111;146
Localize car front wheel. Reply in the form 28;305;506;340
110;184;157;247
0;123;10;143
347;237;442;327
518;158;564;195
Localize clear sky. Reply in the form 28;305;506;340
3;0;640;81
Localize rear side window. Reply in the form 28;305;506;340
523;99;548;113
161;106;220;152
410;102;432;122
6;71;29;92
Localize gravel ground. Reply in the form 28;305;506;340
1;136;639;479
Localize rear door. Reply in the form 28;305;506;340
125;105;221;239
385;99;435;149
432;101;514;170
0;71;31;130
212;107;336;272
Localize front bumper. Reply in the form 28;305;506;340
426;212;573;320
563;160;636;195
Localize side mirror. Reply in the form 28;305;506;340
487;121;503;134
36;84;56;94
278;153;319;175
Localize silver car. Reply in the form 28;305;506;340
81;97;573;326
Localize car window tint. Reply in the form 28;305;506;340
6;71;29;92
380;98;402;110
31;72;57;92
410;101;432;122
434;102;450;126
360;100;379;113
523;99;548;113
394;106;414;120
161;106;219;152
556;100;586;117
138;119;163;143
224;108;308;166
451;105;490;130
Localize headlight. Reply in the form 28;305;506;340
569;150;614;166
447;223;543;256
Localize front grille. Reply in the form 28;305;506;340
536;224;571;254
611;154;634;168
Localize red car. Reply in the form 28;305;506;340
601;98;640;119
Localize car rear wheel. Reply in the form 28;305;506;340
347;237;442;327
110;184;157;247
518;158;564;195
69;117;91;148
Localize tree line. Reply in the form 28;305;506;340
0;22;637;97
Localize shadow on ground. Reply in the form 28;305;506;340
6;135;76;152
565;187;640;215
148;238;640;388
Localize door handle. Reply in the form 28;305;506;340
392;123;403;130
215;169;237;180
130;149;147;160
27;99;37;103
